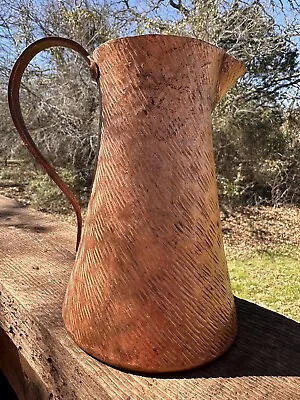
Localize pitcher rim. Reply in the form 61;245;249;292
95;33;246;72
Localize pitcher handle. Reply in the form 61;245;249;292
8;37;99;251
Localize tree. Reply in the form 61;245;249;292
0;0;116;197
1;0;300;208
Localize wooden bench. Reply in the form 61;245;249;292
0;194;299;399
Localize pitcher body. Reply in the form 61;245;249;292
63;35;244;372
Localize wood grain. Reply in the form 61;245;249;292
0;195;300;399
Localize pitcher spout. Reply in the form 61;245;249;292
215;51;246;105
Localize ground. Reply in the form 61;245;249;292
222;206;300;258
1;160;299;321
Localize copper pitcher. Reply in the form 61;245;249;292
8;34;245;373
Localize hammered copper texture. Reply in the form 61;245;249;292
61;35;245;373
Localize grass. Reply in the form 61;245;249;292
228;246;300;322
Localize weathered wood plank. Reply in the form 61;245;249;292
0;195;299;399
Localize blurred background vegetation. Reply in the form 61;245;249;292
0;0;299;212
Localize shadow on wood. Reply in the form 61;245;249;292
153;297;300;379
0;327;26;400
0;202;50;234
0;370;18;400
0;328;48;400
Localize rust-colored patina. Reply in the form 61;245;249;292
8;35;245;373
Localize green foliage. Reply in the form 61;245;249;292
218;175;244;204
229;247;300;321
28;168;80;214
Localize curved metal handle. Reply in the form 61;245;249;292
8;37;99;251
